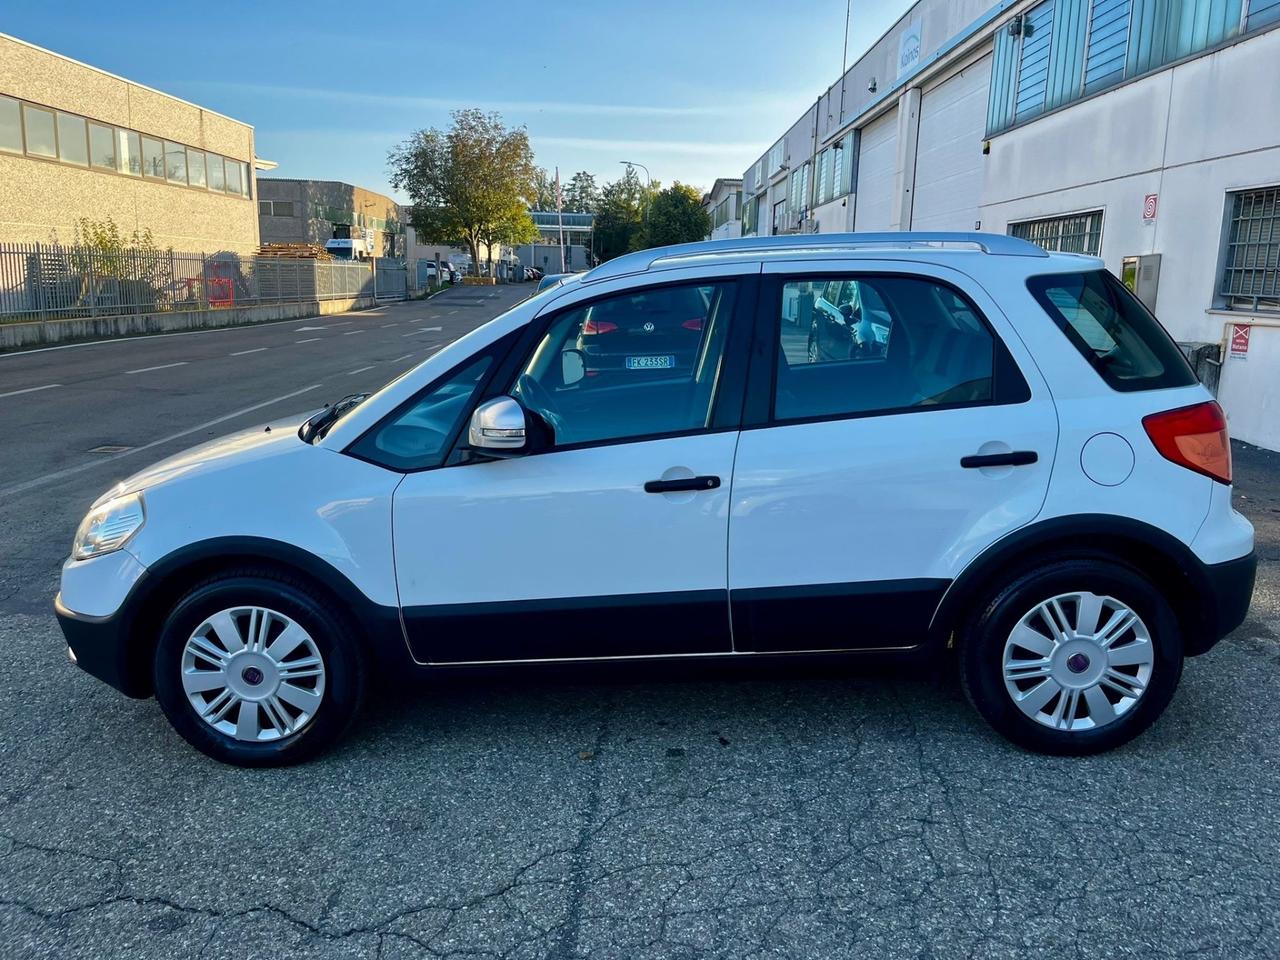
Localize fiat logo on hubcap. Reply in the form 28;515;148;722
242;666;265;686
1066;653;1090;674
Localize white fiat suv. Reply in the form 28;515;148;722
56;233;1256;766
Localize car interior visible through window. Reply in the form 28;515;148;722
774;275;997;422
510;281;737;447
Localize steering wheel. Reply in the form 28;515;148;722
514;374;565;442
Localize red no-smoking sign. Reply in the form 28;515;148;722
1230;323;1251;358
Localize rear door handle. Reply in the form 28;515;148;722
644;475;721;494
960;451;1038;469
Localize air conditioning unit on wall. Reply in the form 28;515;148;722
800;218;819;234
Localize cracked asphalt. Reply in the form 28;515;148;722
2;292;1279;958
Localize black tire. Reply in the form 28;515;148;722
959;558;1183;755
153;569;365;767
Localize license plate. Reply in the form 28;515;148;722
625;355;676;370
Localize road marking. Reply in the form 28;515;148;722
392;353;414;363
401;331;422;337
347;365;375;375
448;310;458;315
381;323;397;328
343;330;364;336
0;383;325;499
230;347;267;356
127;361;188;375
0;382;61;399
421;325;442;331
296;338;321;344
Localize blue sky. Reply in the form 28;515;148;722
6;0;914;199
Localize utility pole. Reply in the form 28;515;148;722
555;167;566;273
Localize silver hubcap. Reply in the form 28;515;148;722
1003;591;1154;732
181;606;326;742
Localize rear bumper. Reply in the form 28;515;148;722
1188;550;1257;656
55;593;151;698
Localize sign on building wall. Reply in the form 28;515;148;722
1230;323;1251;359
1143;193;1159;222
898;23;923;79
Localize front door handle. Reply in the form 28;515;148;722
644;475;721;494
960;451;1038;469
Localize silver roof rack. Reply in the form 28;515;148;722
584;231;1048;282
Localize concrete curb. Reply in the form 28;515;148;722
0;296;380;353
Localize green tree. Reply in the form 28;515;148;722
530;167;557;209
593;166;651;262
638;182;710;250
478;206;539;275
563;171;600;213
389;109;536;273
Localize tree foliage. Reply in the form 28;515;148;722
530;167;557;210
593;166;655;262
389;109;536;272
639;183;711;250
563;171;600;213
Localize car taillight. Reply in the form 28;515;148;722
582;319;617;335
1142;400;1231;484
682;318;704;331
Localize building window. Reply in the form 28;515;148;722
56;112;88;166
142;136;164;178
1013;1;1055;123
1009;210;1104;254
1084;0;1132;94
21;104;56;158
1250;0;1280;29
768;141;785;174
1220;186;1280;312
208;154;226;191
225;160;243;197
816;148;832;205
264;200;295;217
834;132;855;197
118;130;141;176
742;194;759;235
164;141;187;184
187;149;207;188
0;95;22;154
88;122;116;171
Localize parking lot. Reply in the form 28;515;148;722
1;287;1278;960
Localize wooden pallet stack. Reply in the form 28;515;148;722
257;242;333;261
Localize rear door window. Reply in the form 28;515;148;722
1027;270;1196;392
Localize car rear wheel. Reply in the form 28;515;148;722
959;558;1183;755
153;570;365;766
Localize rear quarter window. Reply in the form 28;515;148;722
1027;270;1196;392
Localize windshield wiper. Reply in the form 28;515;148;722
299;393;368;443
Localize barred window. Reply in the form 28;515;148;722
1009;210;1103;255
1220;187;1280;312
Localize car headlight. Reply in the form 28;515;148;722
72;492;145;560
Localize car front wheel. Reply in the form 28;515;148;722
153;570;365;766
959;558;1183;755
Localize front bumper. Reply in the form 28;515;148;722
55;592;151;698
1187;550;1258;656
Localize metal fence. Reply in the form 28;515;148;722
0;242;406;323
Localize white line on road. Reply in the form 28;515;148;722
401;331;421;337
0;383;325;499
230;347;267;356
0;382;62;399
421;325;442;331
343;330;365;336
381;323;397;328
392;353;414;363
347;366;375;375
127;361;188;375
448;310;458;315
296;338;321;344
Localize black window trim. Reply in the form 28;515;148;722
743;270;1033;431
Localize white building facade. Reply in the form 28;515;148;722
704;178;743;240
741;0;1280;450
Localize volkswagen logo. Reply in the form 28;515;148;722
642;321;655;333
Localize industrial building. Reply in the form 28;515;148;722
703;178;743;240
0;32;260;254
257;179;403;259
739;0;1280;450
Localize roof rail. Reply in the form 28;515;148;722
583;231;1048;282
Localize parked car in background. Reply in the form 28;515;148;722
55;232;1255;765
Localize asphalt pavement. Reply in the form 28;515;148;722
1;288;1278;959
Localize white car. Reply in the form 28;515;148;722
56;232;1256;766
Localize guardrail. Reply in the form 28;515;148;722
0;242;407;323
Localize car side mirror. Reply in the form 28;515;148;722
468;397;528;456
562;349;586;386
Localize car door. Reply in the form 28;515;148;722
388;268;756;664
728;259;1058;653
